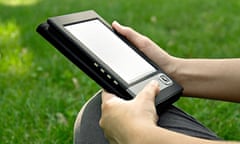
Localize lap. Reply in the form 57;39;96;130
74;90;220;144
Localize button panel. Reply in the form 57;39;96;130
93;62;173;90
93;62;119;85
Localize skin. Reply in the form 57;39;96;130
99;21;240;144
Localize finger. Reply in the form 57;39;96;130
112;21;151;50
135;80;160;102
112;21;140;39
112;21;170;68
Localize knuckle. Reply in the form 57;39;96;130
101;100;115;113
99;118;104;127
101;102;110;111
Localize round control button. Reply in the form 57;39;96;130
159;73;172;85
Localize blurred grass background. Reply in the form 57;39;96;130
0;0;239;143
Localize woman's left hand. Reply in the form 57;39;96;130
99;80;160;144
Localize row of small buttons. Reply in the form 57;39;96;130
93;62;119;85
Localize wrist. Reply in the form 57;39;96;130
163;56;182;80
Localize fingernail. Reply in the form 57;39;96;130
113;20;120;26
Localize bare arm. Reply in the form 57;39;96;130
100;81;240;144
112;21;240;102
174;58;240;102
143;125;240;144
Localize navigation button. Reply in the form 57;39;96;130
100;68;105;73
159;73;172;85
113;80;119;85
107;74;112;79
94;62;99;67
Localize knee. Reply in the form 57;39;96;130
73;90;102;144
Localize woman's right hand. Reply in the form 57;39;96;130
112;21;178;76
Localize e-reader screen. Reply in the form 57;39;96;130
64;19;156;84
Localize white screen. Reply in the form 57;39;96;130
65;20;156;84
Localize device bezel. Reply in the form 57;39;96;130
47;11;162;85
37;10;183;107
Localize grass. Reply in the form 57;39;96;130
0;0;239;143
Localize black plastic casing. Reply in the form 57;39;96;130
36;10;183;111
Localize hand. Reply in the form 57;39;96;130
99;82;240;144
112;21;177;75
99;80;160;144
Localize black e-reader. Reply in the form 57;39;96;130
36;10;183;110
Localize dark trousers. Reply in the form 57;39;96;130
74;91;220;144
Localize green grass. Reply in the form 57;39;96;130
0;0;240;143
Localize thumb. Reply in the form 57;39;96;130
135;80;160;103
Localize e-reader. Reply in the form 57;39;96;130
36;10;183;109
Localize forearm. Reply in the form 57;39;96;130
170;58;240;102
138;126;239;144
